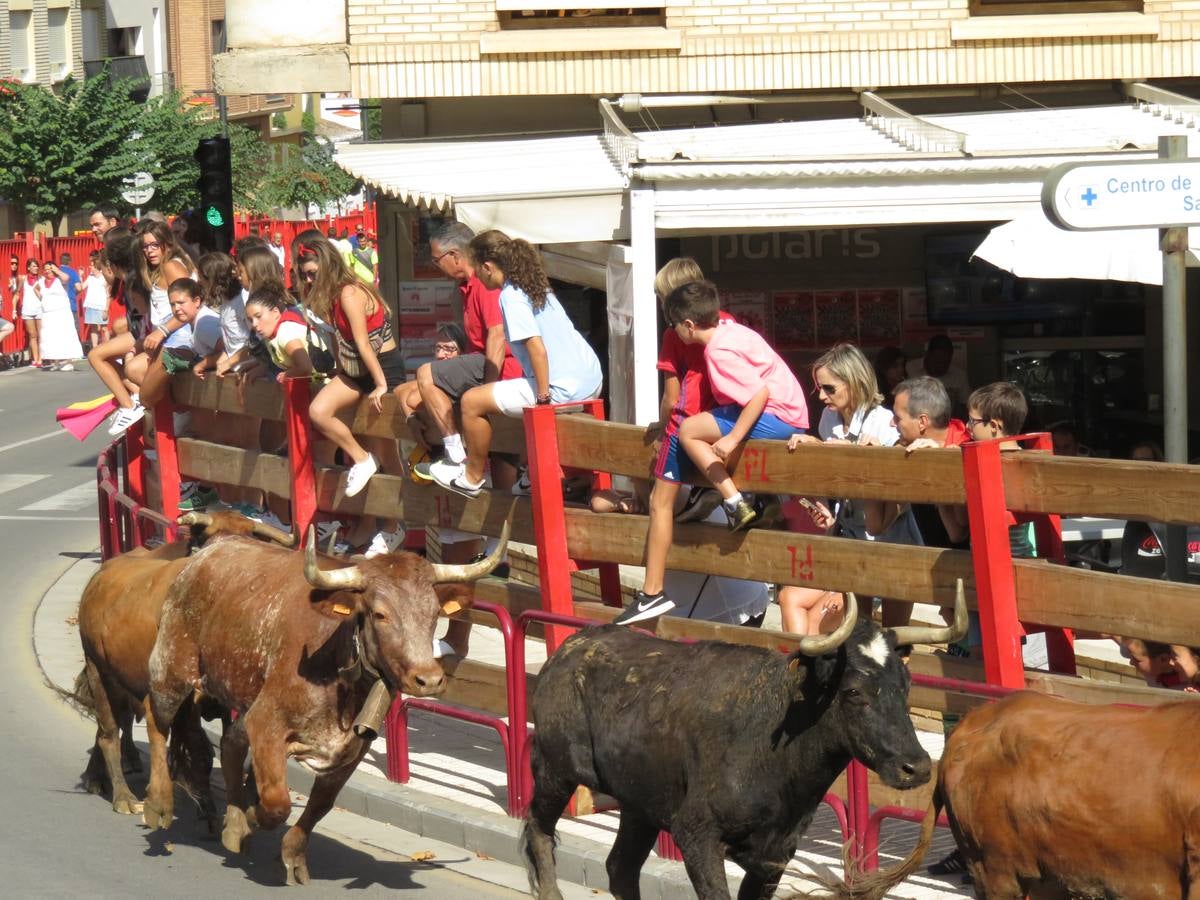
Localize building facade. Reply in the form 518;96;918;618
2;0;84;88
215;1;1200;442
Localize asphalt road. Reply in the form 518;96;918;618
0;366;542;898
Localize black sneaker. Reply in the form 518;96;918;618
675;486;722;523
613;590;675;625
928;848;969;877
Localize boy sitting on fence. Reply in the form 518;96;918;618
669;280;809;532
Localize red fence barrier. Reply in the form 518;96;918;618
233;207;377;290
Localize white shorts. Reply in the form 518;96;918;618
489;377;601;417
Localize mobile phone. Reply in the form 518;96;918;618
798;498;818;512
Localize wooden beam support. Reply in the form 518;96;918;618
176;439;292;498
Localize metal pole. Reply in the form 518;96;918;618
218;93;228;139
1160;135;1189;581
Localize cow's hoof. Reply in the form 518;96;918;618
143;800;173;831
282;854;310;886
112;793;143;816
221;808;253;854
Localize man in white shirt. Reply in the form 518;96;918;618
268;231;286;270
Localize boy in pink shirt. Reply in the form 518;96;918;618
671;281;810;531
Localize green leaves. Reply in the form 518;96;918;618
0;69;361;229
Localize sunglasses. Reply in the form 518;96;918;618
299;268;319;282
815;383;840;396
433;343;459;354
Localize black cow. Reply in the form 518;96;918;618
521;583;967;900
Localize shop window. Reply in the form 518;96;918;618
9;11;34;82
969;0;1141;14
48;8;71;82
496;4;665;29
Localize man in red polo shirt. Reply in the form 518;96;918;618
399;222;521;477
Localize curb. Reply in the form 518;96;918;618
33;554;709;900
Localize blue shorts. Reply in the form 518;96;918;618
709;405;796;441
652;428;694;484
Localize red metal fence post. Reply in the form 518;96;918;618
523;404;577;653
961;440;1026;689
153;399;182;522
284;377;317;545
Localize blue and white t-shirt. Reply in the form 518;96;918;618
499;283;602;403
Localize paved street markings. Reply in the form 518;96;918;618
21;481;97;512
0;429;66;454
0;474;50;496
0;515;96;521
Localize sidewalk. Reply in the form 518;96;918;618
34;553;969;900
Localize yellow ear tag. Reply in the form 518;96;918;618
332;602;353;616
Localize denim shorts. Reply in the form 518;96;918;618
709;404;796;441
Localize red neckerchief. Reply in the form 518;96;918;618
43;272;55;288
26;274;37;286
267;308;306;339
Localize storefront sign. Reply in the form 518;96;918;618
709;229;881;272
1043;159;1200;230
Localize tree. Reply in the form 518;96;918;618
0;70;275;228
261;133;358;216
0;70;143;226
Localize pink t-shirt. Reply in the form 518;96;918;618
705;321;810;429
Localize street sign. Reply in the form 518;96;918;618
1042;159;1200;231
121;171;155;207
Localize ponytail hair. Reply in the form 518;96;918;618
245;282;292;314
468;229;551;310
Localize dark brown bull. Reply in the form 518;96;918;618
840;691;1200;899
146;521;508;884
77;511;293;817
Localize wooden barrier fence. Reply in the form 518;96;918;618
96;371;1200;871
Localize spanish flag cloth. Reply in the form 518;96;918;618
55;394;117;441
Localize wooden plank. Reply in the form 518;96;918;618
346;396;526;456
176;439;292;498
1002;453;1200;525
1012;559;1200;646
563;507;974;604
554;415;968;505
172;373;286;421
436;658;535;722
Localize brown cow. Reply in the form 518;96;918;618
77;511;293;817
146;521;508;884
837;691;1200;899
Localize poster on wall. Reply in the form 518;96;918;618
398;281;455;320
814;290;858;346
772;291;816;349
721;290;769;337
856;289;903;345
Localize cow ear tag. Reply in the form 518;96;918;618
332;602;353;616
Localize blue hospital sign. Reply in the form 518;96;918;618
1043;159;1200;230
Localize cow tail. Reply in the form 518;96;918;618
46;666;97;718
839;785;943;900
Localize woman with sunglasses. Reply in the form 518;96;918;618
782;342;921;634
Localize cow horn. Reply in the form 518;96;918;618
886;579;968;647
251;520;296;547
304;526;366;591
429;519;511;583
795;592;859;656
177;512;211;529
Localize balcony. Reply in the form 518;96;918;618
83;55;151;101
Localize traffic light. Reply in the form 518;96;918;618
195;137;234;253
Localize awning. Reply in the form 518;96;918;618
335;96;1200;240
335;134;629;244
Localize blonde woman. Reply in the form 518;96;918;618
783;343;921;634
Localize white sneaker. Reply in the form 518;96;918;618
57;362;74;371
364;528;405;559
107;401;145;436
345;453;378;498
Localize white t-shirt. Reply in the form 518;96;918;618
189;306;222;357
817;404;921;545
82;274;109;311
268;244;285;268
220;290;251;353
500;283;602;403
817;404;900;446
38;277;71;315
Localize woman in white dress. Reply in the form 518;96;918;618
20;258;42;367
36;261;84;371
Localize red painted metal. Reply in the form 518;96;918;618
124;425;147;508
283;377;317;543
580;398;624;607
961;439;1026;690
152;398;182;521
523;404;578;654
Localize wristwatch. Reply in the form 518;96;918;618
535;392;552;405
